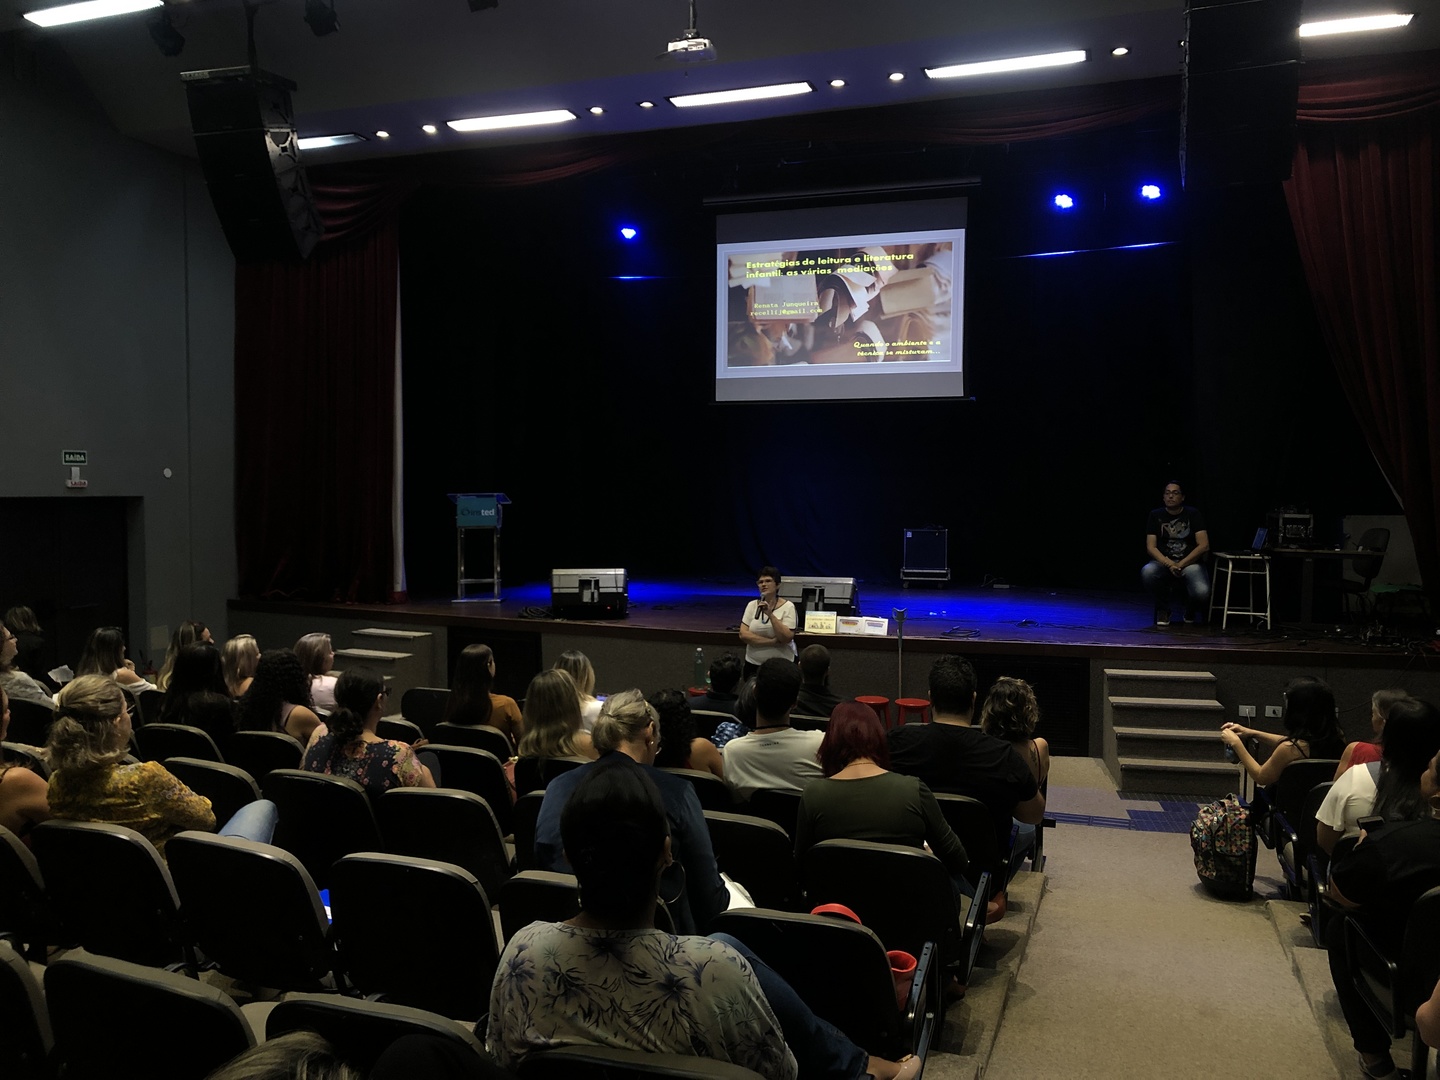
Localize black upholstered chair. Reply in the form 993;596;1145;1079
225;729;304;781
376;716;425;744
704;810;801;911
263;769;382;889
512;790;546;871
934;792;1017;897
47;949;255;1080
0;940;50;1080
164;757;262;827
0;826;52;961
399;687;452;738
0;741;49;780
434;721;513;759
747;787;802;837
3;699;53;747
136;688;167;726
421;745;513;835
331;852;502;1020
378;786;513;901
661;767;734;812
134;722;223;763
30;819;194;969
1343;885;1440;1080
267;993;486;1073
167;831;338;992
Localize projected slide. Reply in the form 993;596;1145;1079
715;201;966;403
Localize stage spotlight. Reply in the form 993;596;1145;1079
1140;184;1162;200
619;226;638;240
468;0;498;9
303;0;338;35
146;5;183;55
1053;193;1075;210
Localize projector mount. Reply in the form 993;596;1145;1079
660;0;716;62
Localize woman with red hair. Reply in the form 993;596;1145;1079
795;702;970;887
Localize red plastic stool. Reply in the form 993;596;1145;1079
894;697;931;725
856;696;891;728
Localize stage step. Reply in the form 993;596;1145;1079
1114;725;1230;762
333;646;422;703
1118;757;1241;798
1103;668;1217;700
1108;695;1225;731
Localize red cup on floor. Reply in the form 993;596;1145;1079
887;949;917;1010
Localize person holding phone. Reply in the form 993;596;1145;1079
738;566;796;677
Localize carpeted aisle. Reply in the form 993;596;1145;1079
982;759;1340;1080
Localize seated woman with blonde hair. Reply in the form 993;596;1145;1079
553;649;603;732
222;634;260;698
75;626;155;694
517;669;596;762
0;686;50;841
46;675;276;856
294;632;338;712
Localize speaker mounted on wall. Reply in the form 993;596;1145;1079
1181;0;1301;188
182;66;324;262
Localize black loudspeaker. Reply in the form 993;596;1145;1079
182;66;324;262
1181;0;1301;187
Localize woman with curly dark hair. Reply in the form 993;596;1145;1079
236;649;320;744
648;688;723;778
980;676;1048;876
301;667;433;799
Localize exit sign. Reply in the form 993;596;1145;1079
63;450;87;465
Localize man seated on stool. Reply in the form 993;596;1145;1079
723;658;822;802
796;644;844;719
1142;480;1211;626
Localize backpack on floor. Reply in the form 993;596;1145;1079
1191;794;1256;899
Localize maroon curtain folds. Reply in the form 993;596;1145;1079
234;218;400;602
1283;51;1440;598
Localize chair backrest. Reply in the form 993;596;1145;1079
1272;759;1342;824
933;793;1009;895
376;716;424;744
1352;527;1391;583
689;709;733;741
331;852;501;1020
790;713;829;731
710;907;916;1059
134;723;224;764
498;870;582;945
262;769;382;889
0;940;50;1080
1296;780;1333;859
225;729;304;780
513;790;546;872
422;745;513;835
1401;885;1440;1010
704;811;801;911
803;838;969;970
30;819;191;968
378;787;513;900
434;721;513;758
747;787;802;836
400;687;452;738
267;992;485;1074
136;688;167;726
3;699;53;746
163;757;262;827
0;826;51;959
167;831;335;991
517;1045;768;1079
661;767;734;812
1;741;49;779
47;948;254;1080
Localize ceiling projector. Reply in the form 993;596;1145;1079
666;33;716;62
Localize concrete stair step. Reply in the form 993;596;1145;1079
1114;726;1231;762
352;628;433;642
333;647;415;664
1109;695;1224;730
1103;668;1217;700
1119;756;1241;798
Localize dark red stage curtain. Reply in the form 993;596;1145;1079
1283;52;1440;599
234;218;400;602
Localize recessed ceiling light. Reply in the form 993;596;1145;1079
888;71;905;82
422;124;438;134
589;106;605;115
447;109;577;133
296;133;366;150
669;82;812;108
375;130;390;139
830;79;845;88
1299;13;1413;36
23;0;159;26
638;100;655;109
926;50;1088;79
1112;46;1129;56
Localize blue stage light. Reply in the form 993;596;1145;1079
619;226;638;240
1053;193;1075;210
1139;184;1162;201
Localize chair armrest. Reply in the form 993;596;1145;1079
904;941;938;1062
1344;916;1404;1038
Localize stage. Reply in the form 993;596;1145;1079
231;577;1440;764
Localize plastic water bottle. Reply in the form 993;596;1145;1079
693;647;706;689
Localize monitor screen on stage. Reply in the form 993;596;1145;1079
715;198;967;403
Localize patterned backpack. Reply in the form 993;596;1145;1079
1191;794;1256;899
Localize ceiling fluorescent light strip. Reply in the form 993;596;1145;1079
926;50;1088;79
447;109;577;132
1299;13;1413;36
24;0;160;26
297;134;367;150
669;81;813;108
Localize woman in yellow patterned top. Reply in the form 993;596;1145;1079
46;675;276;857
